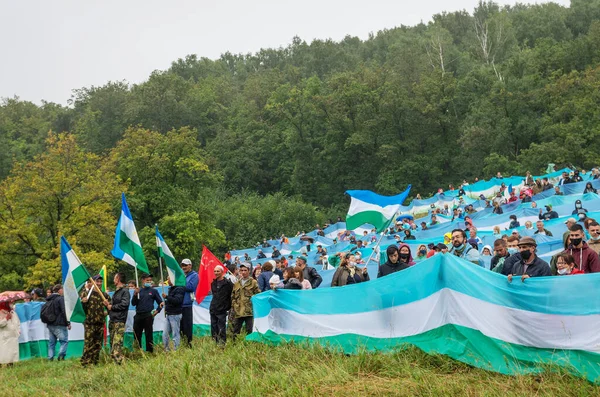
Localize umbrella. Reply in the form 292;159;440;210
396;214;414;221
0;291;30;303
299;235;315;243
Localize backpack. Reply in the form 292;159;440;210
40;298;58;324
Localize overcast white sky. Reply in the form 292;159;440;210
0;0;569;105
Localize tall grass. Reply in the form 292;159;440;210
0;338;596;396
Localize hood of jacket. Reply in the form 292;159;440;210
397;243;416;265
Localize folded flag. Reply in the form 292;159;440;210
196;246;223;303
111;193;149;274
345;186;412;232
60;236;91;323
98;265;108;292
155;225;186;287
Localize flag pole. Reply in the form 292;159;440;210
158;255;165;295
134;266;140;299
155;224;165;295
363;215;397;269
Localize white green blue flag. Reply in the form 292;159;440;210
345;186;411;232
155;225;186;287
60;236;91;323
111;193;149;274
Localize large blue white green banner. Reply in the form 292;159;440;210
248;254;600;382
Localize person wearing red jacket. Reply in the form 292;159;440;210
565;224;600;273
555;253;585;275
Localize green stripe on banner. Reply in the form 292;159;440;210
246;324;600;382
19;340;85;360
346;210;391;232
18;325;212;360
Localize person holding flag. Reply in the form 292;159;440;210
345;186;412;269
132;273;162;353
155;225;187;351
155;221;198;347
80;274;109;367
56;236;98;361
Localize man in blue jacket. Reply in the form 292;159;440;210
180;258;198;347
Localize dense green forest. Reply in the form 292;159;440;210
2;0;600;290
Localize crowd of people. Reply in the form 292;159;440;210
2;168;600;369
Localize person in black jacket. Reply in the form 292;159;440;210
507;237;551;282
378;245;410;278
107;272;130;364
45;284;70;361
132;273;162;353
295;256;322;288
210;265;233;344
160;278;185;351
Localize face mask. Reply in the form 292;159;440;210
576;204;582;209
143;282;152;288
520;249;532;261
399;253;409;260
557;268;569;275
419;250;427;255
545;207;551;212
571;238;582;246
453;242;464;249
590;235;600;241
508;247;518;255
579;214;586;220
348;261;356;267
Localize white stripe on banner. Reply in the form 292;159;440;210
19;304;211;344
19;320;85;343
254;288;600;353
347;198;399;218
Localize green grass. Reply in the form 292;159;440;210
1;338;597;396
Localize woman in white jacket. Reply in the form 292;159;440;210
0;301;21;366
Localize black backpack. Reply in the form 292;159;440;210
41;298;57;324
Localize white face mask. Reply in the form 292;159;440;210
557;268;569;275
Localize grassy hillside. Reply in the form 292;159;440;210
0;338;597;396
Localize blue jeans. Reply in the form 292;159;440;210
47;325;69;359
163;314;182;351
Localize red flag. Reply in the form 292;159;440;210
195;246;224;303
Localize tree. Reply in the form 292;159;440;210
110;127;221;227
0;133;125;289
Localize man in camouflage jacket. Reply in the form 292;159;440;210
231;263;260;337
80;275;109;366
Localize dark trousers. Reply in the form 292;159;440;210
210;312;227;344
180;306;193;346
232;316;253;337
133;314;154;353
